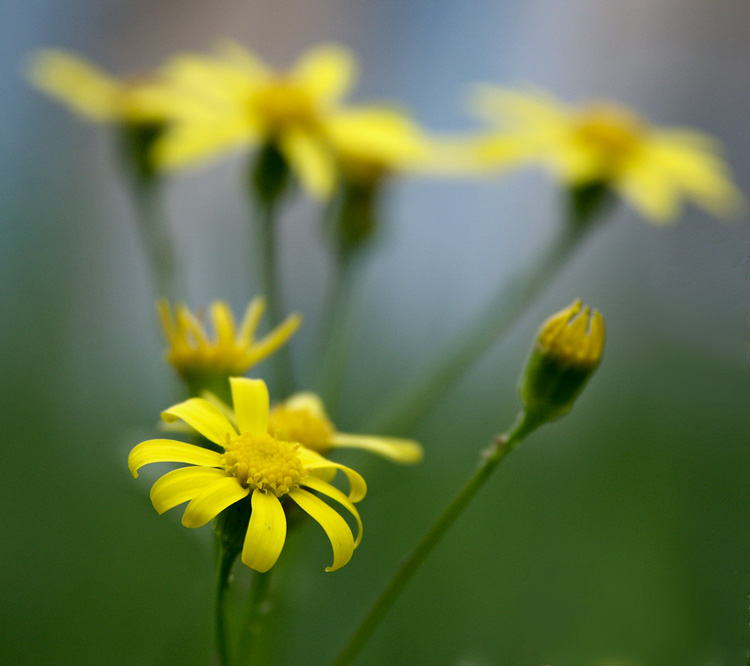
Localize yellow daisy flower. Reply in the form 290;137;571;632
268;393;423;464
129;377;365;572
472;86;743;223
148;42;433;197
27;48;167;124
158;297;301;382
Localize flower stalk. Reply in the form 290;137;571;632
363;186;607;435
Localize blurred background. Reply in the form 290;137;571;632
2;1;750;665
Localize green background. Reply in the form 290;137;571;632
2;1;749;664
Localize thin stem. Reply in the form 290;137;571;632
253;198;295;398
131;176;181;302
215;545;238;666
236;570;273;666
362;185;610;435
333;413;538;666
313;250;366;413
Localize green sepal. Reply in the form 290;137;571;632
251;141;291;207
519;344;600;425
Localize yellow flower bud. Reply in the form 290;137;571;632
519;299;605;426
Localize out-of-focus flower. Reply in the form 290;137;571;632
148;42;436;198
269;393;423;464
472;86;743;223
519;299;605;425
129;377;365;572
27;48;168;124
158;297;301;395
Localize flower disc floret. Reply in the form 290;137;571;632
224;431;305;496
269;404;335;454
252;79;319;132
573;103;644;173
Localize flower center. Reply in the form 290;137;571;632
574;103;644;171
268;406;335;454
252;78;318;132
224;431;305;497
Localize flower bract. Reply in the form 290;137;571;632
129;377;365;572
471;86;743;223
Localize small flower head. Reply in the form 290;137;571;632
519;300;605;425
27;48;168;124
158;297;301;396
269;393;423;464
129;378;365;572
471;86;743;223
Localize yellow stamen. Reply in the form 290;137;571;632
574;102;645;171
252;78;319;132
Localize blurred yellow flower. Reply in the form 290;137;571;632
158;297;301;380
472;86;743;223
129;377;365;572
148;43;434;197
269;393;423;464
27;48;168;124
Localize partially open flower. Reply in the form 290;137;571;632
129;378;365;572
158;297;301;397
269;393;423;464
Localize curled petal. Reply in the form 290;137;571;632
150;466;229;514
330;433;423;464
161;397;237;444
289;488;354;572
302;476;363;548
242;490;287;572
128;439;223;478
244;313;302;367
292;44;357;105
181;477;249;528
237;297;267;345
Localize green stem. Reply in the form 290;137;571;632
237;570;273;666
215;545;238;666
362;185;610;435
333;413;539;666
313;250;366;413
253;198;295;398
130;175;181;302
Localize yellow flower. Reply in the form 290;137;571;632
27;48;167;124
129;377;365;572
158;297;301;381
148;42;433;197
268;393;423;464
519;299;605;425
472;86;743;223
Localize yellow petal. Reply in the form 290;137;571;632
300;453;367;503
244;313;302;367
210;301;237;347
27;49;120;121
289;488;354;572
181;477;249;528
150;466;229;514
230;377;269;435
161;397;237;444
128;439;224;478
302;476;363;548
329;433;423;464
237;297;267;345
469;85;570;130
327;107;427;168
292;44;357;106
615;159;681;224
279;128;336;198
154;117;257;170
241;489;287;572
